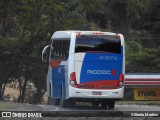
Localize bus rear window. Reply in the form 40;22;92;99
75;35;121;54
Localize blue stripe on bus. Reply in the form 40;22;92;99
80;48;123;83
52;65;66;99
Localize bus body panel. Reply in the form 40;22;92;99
48;61;68;99
69;86;124;98
52;65;65;98
75;53;122;84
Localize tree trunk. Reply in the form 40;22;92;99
0;66;7;100
2;81;7;97
0;83;3;100
18;79;22;103
0;71;9;100
21;79;28;103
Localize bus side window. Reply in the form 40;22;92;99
56;40;59;59
60;40;63;59
57;40;60;59
51;39;70;60
58;40;60;59
61;40;65;60
51;39;54;59
63;40;67;60
54;40;57;59
65;40;70;60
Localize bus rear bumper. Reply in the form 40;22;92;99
68;86;124;99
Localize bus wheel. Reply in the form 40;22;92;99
101;101;108;109
53;98;60;105
91;101;100;107
68;99;75;108
62;99;68;108
108;100;115;109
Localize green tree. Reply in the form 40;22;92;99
126;0;151;30
126;40;142;55
126;48;160;73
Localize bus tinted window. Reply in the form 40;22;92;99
51;39;70;60
75;35;121;54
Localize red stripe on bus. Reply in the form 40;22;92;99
80;80;119;89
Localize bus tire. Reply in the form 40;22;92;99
101;100;108;109
91;101;100;107
62;99;68;108
53;98;60;105
108;100;115;109
68;99;75;108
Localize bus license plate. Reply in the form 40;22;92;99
92;91;102;95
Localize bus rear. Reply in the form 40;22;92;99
68;32;125;108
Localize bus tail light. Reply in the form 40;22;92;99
76;32;81;36
119;74;124;82
116;33;120;38
70;72;79;88
93;32;103;35
117;74;124;87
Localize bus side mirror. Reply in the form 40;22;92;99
42;45;50;62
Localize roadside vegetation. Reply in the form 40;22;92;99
0;101;17;109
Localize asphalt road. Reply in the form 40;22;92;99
0;102;160;117
37;104;160;111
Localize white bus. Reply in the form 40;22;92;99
42;31;125;109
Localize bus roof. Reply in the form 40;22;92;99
51;31;117;39
51;31;124;46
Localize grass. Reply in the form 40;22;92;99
116;100;160;105
0;101;18;109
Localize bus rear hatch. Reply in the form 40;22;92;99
73;34;123;89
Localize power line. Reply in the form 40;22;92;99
127;38;160;40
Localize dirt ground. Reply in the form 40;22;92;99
4;86;19;101
3;83;48;103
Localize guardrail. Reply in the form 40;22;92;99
124;73;160;87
